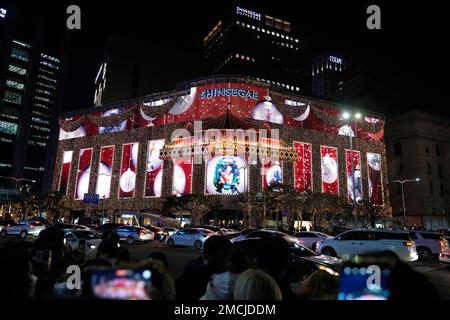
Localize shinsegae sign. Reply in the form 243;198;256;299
200;88;259;100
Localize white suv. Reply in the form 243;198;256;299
409;231;449;261
316;229;418;262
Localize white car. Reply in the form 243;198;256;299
292;231;333;250
64;229;102;255
166;228;215;248
409;231;449;261
2;220;46;239
231;229;301;244
163;227;178;236
439;248;450;265
316;229;418;262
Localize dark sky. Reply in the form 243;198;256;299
5;0;449;116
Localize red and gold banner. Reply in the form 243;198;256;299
96;146;115;199
172;158;193;196
118;143;138;198
144;139;165;197
58;150;73;195
261;160;283;190
367;152;383;205
74;148;93;200
321;146;339;195
293;142;312;191
345;150;362;203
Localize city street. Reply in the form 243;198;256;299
124;241;450;299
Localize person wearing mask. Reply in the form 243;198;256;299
200;249;248;300
176;235;232;300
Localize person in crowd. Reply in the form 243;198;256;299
233;269;283;300
176;235;232;300
115;247;131;265
255;236;295;299
200;249;248;300
148;251;169;270
0;243;35;299
138;259;176;300
96;239;119;265
389;258;441;300
302;270;339;300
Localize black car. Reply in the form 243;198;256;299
143;225;169;241
232;237;341;282
96;223;125;235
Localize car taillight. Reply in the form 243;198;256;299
403;241;413;247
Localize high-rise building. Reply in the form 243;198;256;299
203;5;303;93
0;5;62;192
311;50;348;99
385;110;450;229
94;35;205;106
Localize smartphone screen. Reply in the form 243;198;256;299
338;258;392;300
90;269;152;300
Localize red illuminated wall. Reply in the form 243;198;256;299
58;150;73;195
293;142;312;191
74;148;93;200
172;158;193;196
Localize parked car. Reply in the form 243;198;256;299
439;248;450;265
54;223;91;231
143;225;169;241
190;225;221;233
1;220;46;239
166;228;215;248
293;231;333;250
0;219;15;236
219;228;238;235
64;229;102;255
96;223;125;235
409;231;449;261
316;229;418;262
229;228;259;241
231;229;301;244
162;227;178;236
114;226;154;244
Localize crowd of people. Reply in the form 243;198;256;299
0;227;442;300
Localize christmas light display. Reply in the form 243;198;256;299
119;143;138;198
95;146;115;198
74;148;93;200
58;150;73;195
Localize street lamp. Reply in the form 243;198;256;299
388;178;420;227
340;112;362;225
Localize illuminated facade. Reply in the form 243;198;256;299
53;76;388;223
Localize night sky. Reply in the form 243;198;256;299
5;0;449;116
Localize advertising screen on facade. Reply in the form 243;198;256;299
205;156;248;195
262;160;283;189
144;139;164;197
321;146;339;195
118;143;138;198
172;158;193;196
95;146;115;199
58;150;73;195
346;150;362;203
367;152;383;205
74;148;93;200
